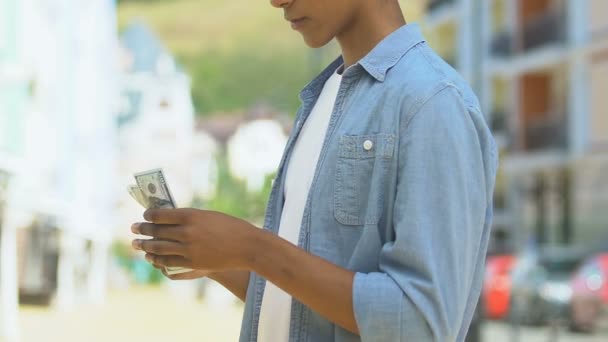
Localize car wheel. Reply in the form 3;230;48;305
508;296;526;326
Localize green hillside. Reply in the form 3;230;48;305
117;0;337;116
117;0;424;116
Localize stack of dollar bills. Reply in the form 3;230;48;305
128;168;192;275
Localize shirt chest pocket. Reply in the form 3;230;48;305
334;133;395;226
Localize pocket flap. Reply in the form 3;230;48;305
338;134;395;159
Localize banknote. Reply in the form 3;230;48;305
132;168;192;276
127;184;148;208
134;169;176;210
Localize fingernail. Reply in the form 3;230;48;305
131;223;140;234
145;254;153;263
132;240;142;250
143;209;151;221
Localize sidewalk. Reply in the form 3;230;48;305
19;286;244;342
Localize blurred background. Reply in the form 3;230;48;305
0;0;607;341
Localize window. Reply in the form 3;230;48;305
159;99;170;110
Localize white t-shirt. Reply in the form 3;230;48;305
257;70;343;342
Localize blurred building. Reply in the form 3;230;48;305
423;0;479;82
0;0;29;339
0;0;119;339
422;0;608;252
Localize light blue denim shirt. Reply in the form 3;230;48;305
239;24;498;342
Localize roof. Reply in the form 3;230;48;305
121;21;184;74
118;21;188;127
196;105;293;144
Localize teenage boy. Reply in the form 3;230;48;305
131;0;498;341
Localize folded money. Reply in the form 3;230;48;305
127;184;148;208
131;168;193;276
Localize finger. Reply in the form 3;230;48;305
145;253;192;268
167;272;198;280
131;222;186;241
152;263;163;270
143;208;194;225
158;266;196;280
132;239;185;256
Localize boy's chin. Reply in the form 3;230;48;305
302;34;333;49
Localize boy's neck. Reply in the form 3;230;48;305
336;3;406;69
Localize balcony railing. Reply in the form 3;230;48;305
522;10;566;52
427;0;456;12
491;31;514;57
490;110;508;132
523;115;568;151
490;9;566;57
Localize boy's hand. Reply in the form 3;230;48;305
151;262;213;280
131;208;259;273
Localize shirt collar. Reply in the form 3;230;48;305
299;23;425;101
357;23;425;82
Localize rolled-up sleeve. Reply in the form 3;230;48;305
353;85;496;341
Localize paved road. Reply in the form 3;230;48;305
482;320;608;342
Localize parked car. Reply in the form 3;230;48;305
509;246;586;326
483;254;516;319
569;253;608;332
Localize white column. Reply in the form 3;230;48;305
86;239;109;305
55;231;77;310
458;0;474;83
53;0;78;311
567;0;589;156
568;0;588;48
506;0;519;50
480;0;494;116
508;73;521;149
0;171;39;341
568;57;589;156
0;201;20;341
74;0;119;306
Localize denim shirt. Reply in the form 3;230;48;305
239;24;498;342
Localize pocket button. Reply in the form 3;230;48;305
363;140;374;151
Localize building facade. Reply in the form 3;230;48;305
0;0;29;338
422;0;608;252
0;0;119;339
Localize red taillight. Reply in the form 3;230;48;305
492;274;510;292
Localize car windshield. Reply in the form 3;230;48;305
543;259;581;276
